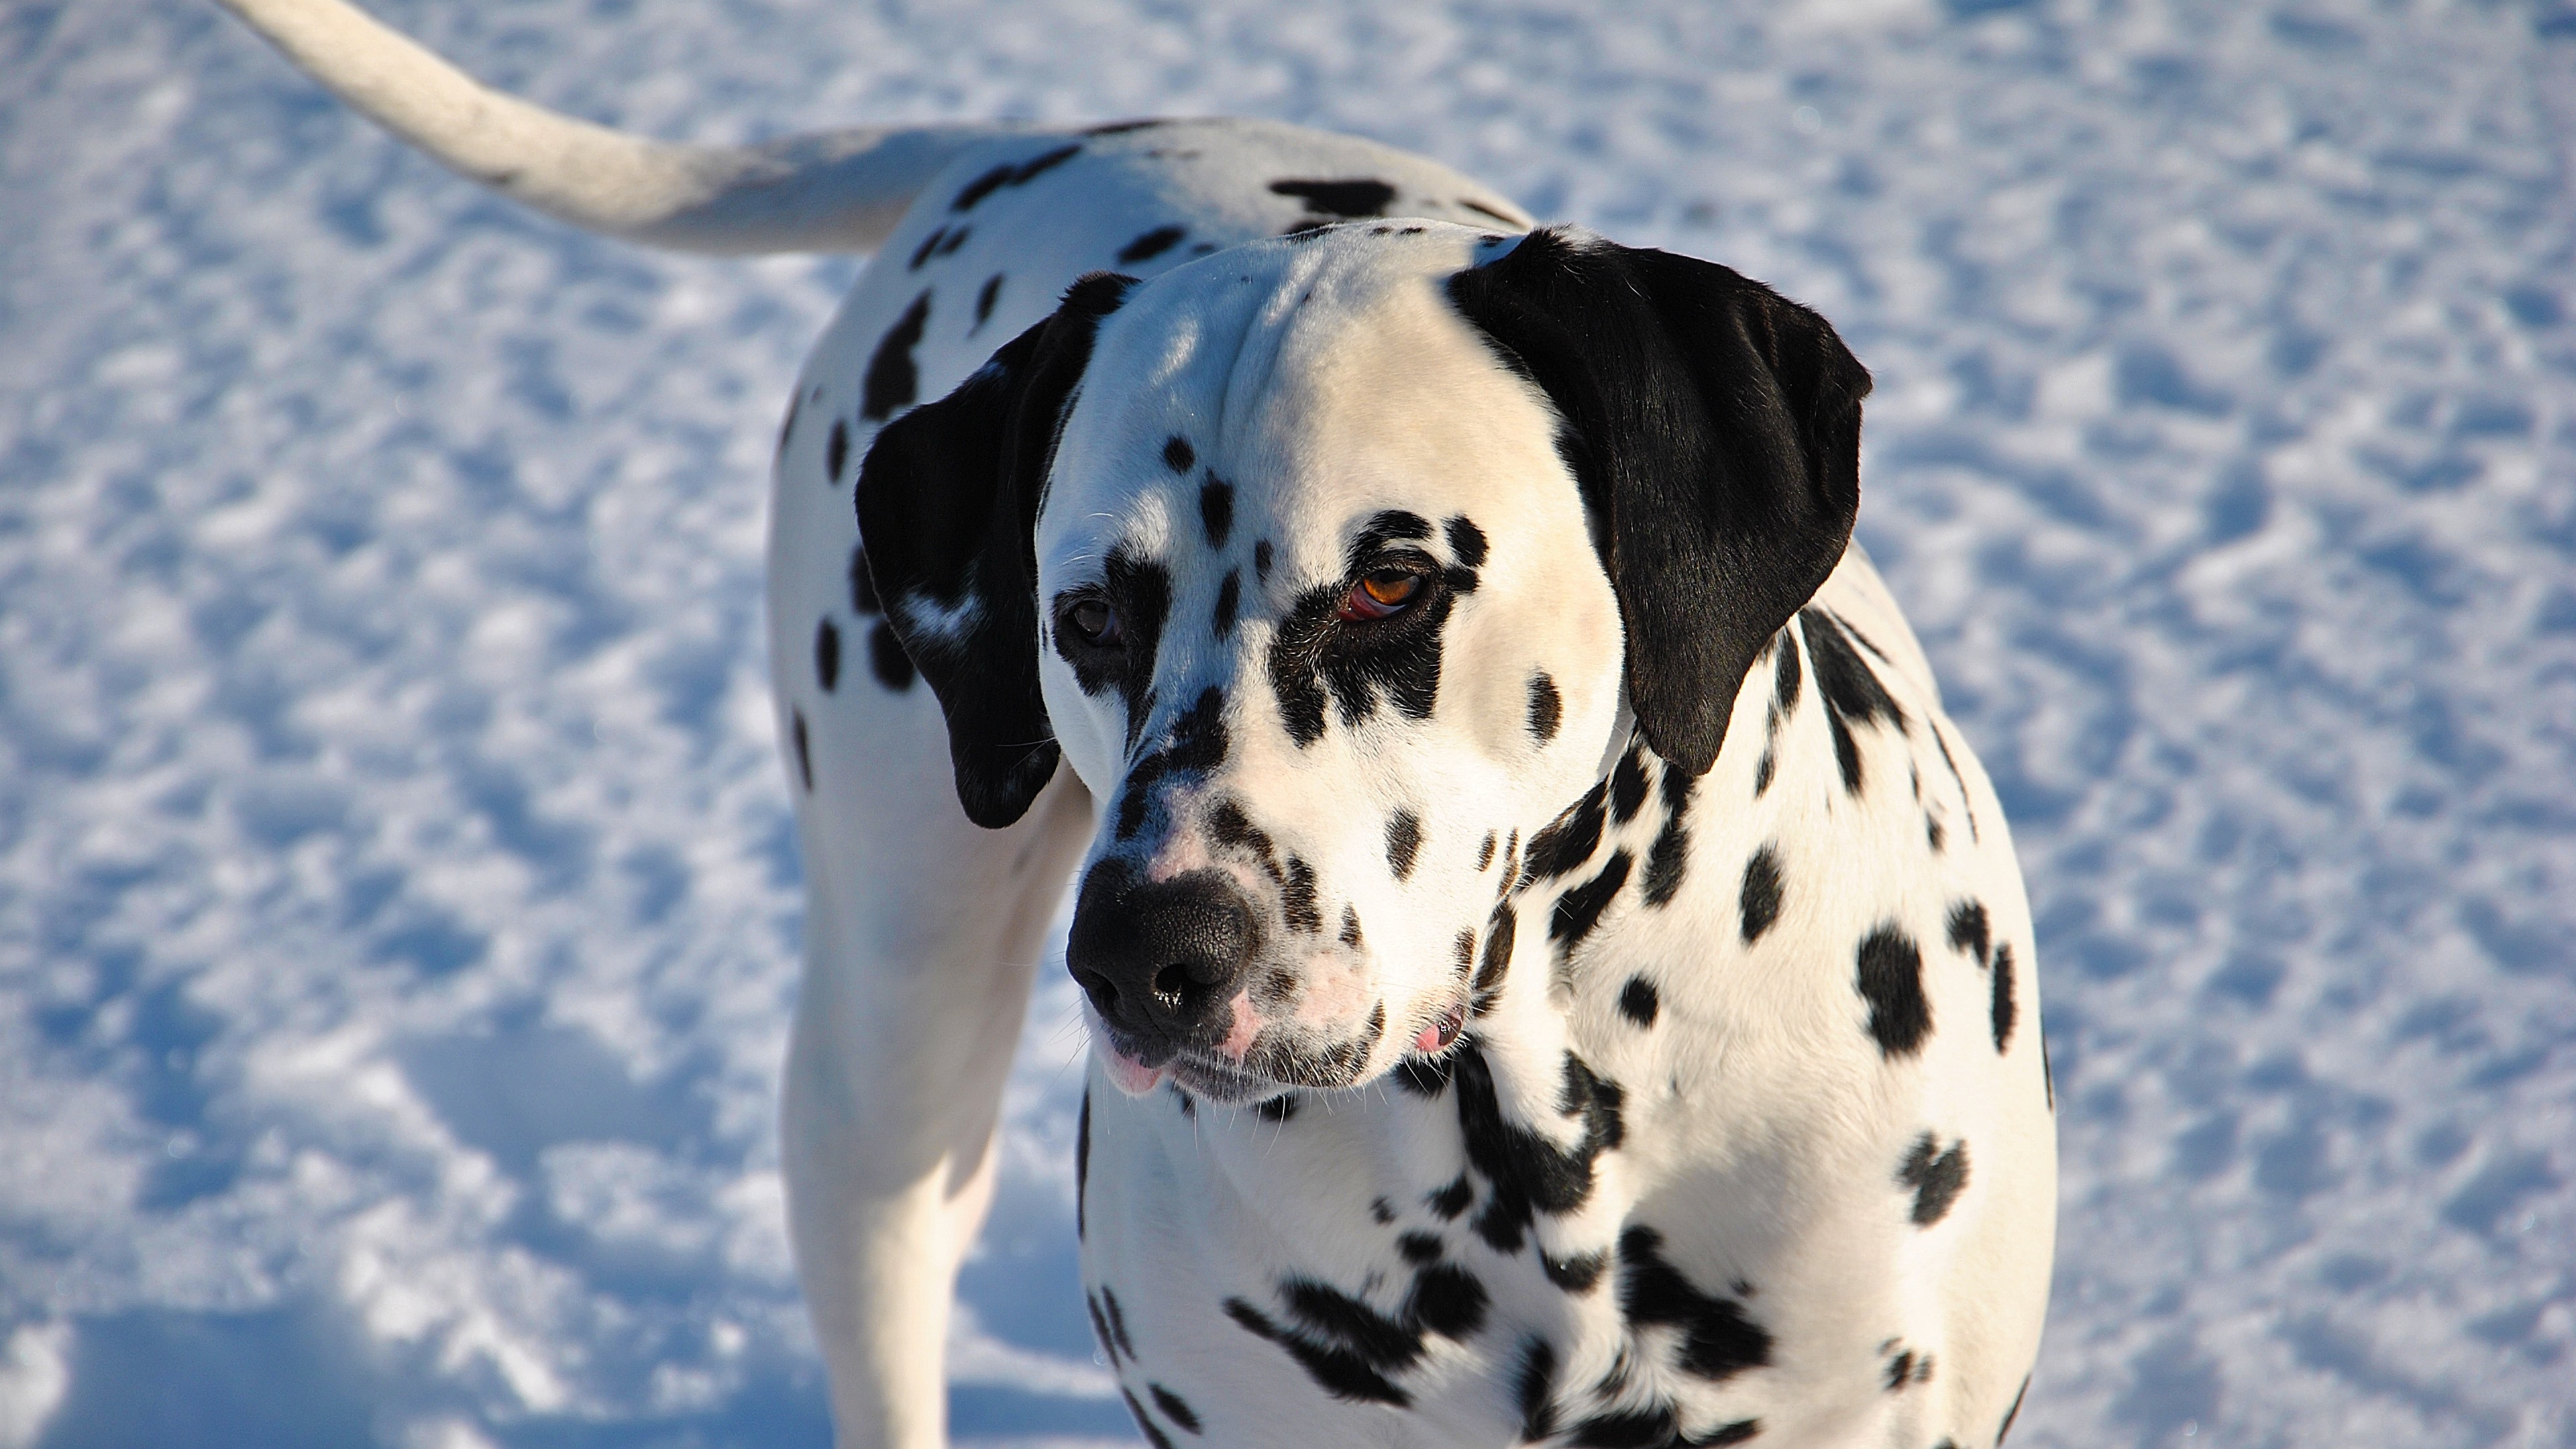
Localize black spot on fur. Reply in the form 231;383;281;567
1075;1090;1090;1238
1269;178;1398;217
1087;1295;1117;1362
814;618;841;692
1930;717;1980;843
1371;1197;1397;1225
1351;508;1434;558
1453;1047;1623;1254
1387;810;1423;879
1283;857;1322;934
1397;1231;1443;1265
1163;435;1195;473
1643;762;1695;907
1527;672;1563;742
1256;1093;1298;1122
1515;1338;1560;1442
867;621;916;691
1475;902;1517;1005
1898;1132;1970;1226
1800;608;1907;795
1543;1250;1608;1293
1856;926;1931;1057
1411;1263;1489;1339
1221;1297;1409;1407
826;418;849;482
1212;570;1241;638
951;142;1081;211
1119;224;1188;264
1738;847;1783;943
1477;832;1497;871
1618;977;1658;1027
1453;928;1477;979
1427;1174;1472;1220
1551;850;1631;955
1611;745;1651;824
1565;1405;1757;1447
1199;476;1234;547
908;225;947;270
1121;1391;1175;1449
1947;900;1991;963
1150;1384;1201;1435
1340;905;1364;948
1772;627;1803;716
1444;515;1489;567
861;291;932;421
973;272;1004;331
1525;782;1608;881
1991;942;2018;1053
1207;798;1283;881
1617;1224;1772;1381
1253;539;1274;581
1101;1285;1138;1359
792;709;812;790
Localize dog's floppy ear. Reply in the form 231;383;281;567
1448;228;1871;775
857;272;1135;828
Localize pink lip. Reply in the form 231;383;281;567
1413;999;1468;1055
1097;1036;1168;1097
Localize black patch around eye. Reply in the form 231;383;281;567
1265;566;1454;746
973;272;1004;331
1617;1224;1772;1381
792;708;812;790
1527;672;1562;743
1443;515;1489;568
867;621;916;692
1617;976;1658;1027
1163;435;1195;473
1106;548;1173;742
1897;1132;1970;1226
1200;477;1234;547
1212;570;1240;638
1348;509;1434;569
1254;539;1274;582
1739;846;1783;943
814;617;841;692
861;290;932;421
1550;850;1631;954
1268;177;1398;217
826;419;849;483
1118;224;1189;264
1386;810;1422;879
1611;742;1650;823
1856;926;1931;1057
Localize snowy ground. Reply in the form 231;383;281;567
3;0;2573;1444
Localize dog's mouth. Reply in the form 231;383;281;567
1090;993;1465;1104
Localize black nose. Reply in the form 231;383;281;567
1067;865;1261;1051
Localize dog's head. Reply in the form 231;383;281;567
859;224;1868;1102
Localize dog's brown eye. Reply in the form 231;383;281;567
1066;599;1121;646
1337;569;1420;622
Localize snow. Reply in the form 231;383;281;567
2;0;2571;1444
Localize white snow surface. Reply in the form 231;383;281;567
3;0;2573;1444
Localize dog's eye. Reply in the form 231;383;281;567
1065;598;1122;647
1337;569;1421;622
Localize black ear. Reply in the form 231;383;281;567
1448;228;1871;775
856;272;1134;828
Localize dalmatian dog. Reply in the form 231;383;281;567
216;3;2056;1446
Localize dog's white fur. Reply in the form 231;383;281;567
217;7;2055;1446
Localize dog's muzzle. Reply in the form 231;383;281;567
1066;863;1262;1063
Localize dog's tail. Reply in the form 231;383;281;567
213;0;1016;255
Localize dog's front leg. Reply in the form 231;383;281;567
782;766;1093;1448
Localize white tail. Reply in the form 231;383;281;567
213;0;1016;255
